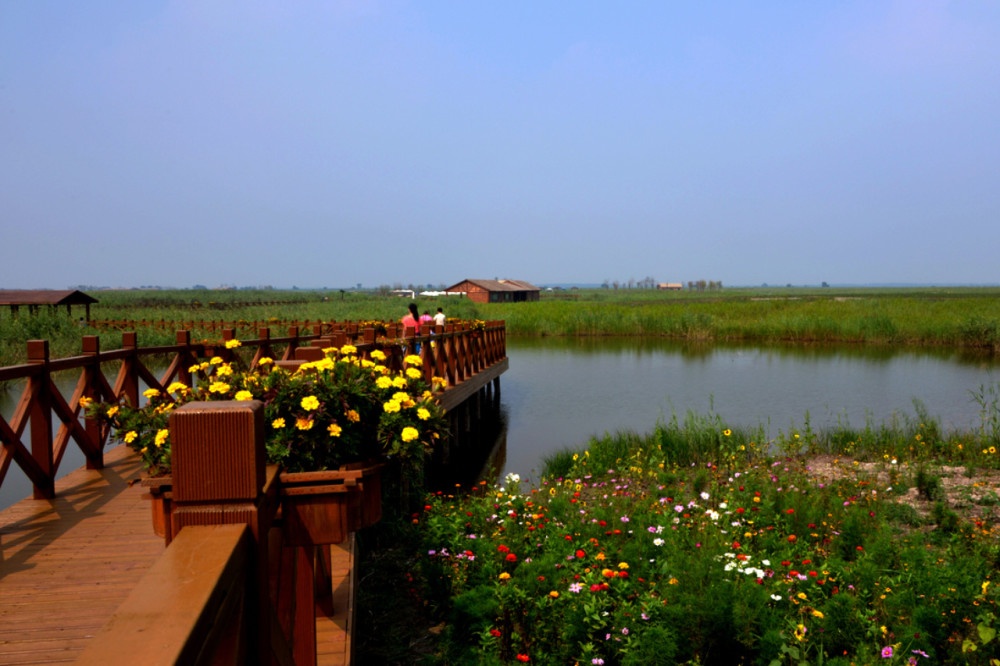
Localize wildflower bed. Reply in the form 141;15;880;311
408;444;1000;665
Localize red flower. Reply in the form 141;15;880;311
785;508;795;514
490;629;502;637
787;534;797;543
576;549;586;559
516;654;530;662
497;545;510;553
506;553;517;562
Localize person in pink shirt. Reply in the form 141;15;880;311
401;302;420;331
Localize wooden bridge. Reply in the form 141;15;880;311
0;321;507;665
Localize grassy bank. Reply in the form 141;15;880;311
2;285;998;367
356;397;1000;665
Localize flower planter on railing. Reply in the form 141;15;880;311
278;461;384;546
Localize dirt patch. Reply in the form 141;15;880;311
802;454;1000;524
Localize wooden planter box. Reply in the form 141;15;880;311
141;476;175;544
279;461;384;546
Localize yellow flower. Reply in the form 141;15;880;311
383;400;401;414
210;356;223;365
188;364;202;374
216;364;234;377
346;409;360;423
549;590;559;599
106;406;119;418
295;417;314;431
404;354;422;366
167;382;188;394
258;357;274;366
405;367;422;380
618;562;629;570
340;344;357;355
811;609;824;619
794;624;807;642
391;376;408;389
417;408;430;421
723;428;732;437
143;388;160;399
498;572;511;581
154;429;169;447
224;339;241;349
376;376;393;389
235;390;254;401
595;552;606;561
301;395;320;411
209;381;231;394
322;347;338;356
432;376;447;388
79;396;93;408
328;423;342;437
123;431;138;444
401;427;419;442
272;418;286;429
370;350;387;361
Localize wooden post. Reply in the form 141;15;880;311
168;400;279;664
27;340;54;499
81;335;104;470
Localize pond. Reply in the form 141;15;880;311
496;338;999;482
2;338;997;509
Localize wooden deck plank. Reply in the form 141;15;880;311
0;445;166;665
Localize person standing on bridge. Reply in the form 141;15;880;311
402;302;420;332
433;307;446;327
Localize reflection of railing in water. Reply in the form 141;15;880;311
0;321;506;502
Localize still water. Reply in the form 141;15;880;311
2;339;997;508
497;338;998;482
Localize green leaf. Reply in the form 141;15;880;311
978;622;997;645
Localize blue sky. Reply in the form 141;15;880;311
2;1;999;289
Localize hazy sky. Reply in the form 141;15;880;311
3;1;999;290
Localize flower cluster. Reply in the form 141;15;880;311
88;344;447;474
411;428;1000;664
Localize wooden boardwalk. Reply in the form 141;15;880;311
0;444;355;665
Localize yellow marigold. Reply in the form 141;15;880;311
405;367;422;380
346;409;360;422
328;423;342;437
167;382;188;394
374;365;389;375
383;400;401;414
188;364;202;373
549;591;559;599
432;376;447;388
301;395;320;411
314;357;335;371
296;417;314;431
272;418;286;429
210;356;223;365
79;396;93;408
258;357;274;366
224;339;241;349
106;406;119;417
123;431;138;444
235;390;254;401
370;350;387;361
154;429;169;447
595;552;606;561
341;344;357;355
417;408;430;421
618;562;629;570
392;391;411;403
404;354;422;366
209;381;231;394
498;572;511;581
360;359;375;369
322;347;338;356
401;427;419;442
143;388;160;399
216;364;234;377
376;376;393;389
391;376;408;389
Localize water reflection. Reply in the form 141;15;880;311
499;338;998;482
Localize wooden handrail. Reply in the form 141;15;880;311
0;322;506;500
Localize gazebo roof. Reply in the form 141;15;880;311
0;289;99;306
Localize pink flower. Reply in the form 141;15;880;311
881;646;893;658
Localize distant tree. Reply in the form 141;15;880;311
602;279;610;289
821;281;830;288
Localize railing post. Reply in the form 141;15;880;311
27;340;54;499
120;332;140;408
81;335;105;470
169;400;276;663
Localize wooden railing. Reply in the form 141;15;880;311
0;321;505;500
